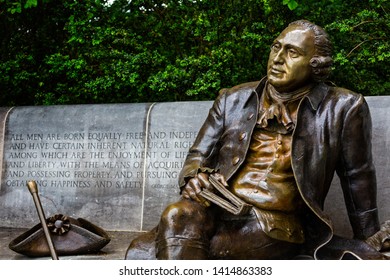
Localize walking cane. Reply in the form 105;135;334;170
27;180;59;260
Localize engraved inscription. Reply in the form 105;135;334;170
3;130;198;191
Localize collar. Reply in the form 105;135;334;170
254;77;329;111
304;82;329;111
257;81;309;132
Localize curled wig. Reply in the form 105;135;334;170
289;20;333;81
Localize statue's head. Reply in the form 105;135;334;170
267;20;333;92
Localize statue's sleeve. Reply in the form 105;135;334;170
178;89;227;189
337;94;380;239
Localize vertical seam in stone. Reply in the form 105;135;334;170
0;107;14;192
140;102;156;231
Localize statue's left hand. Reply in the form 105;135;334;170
181;172;228;208
365;220;390;252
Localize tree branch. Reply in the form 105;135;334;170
347;37;384;57
352;20;373;30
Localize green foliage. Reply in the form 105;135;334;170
325;4;389;96
0;0;40;13
283;0;299;10
0;0;389;106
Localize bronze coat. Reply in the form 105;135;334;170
179;78;380;259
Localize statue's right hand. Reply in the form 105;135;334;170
181;172;212;207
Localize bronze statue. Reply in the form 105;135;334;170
126;20;389;260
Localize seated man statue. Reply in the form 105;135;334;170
126;20;389;260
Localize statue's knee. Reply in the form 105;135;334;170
160;200;207;228
157;199;215;244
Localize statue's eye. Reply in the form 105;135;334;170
271;43;281;52
288;48;299;58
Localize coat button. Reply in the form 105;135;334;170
239;132;246;141
247;113;254;120
232;156;240;165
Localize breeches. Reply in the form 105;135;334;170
156;199;301;259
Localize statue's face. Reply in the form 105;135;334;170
267;25;316;92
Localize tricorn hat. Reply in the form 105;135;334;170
9;214;110;257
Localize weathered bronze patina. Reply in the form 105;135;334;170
126;20;389;260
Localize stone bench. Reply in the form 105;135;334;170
0;96;389;259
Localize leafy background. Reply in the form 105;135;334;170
0;0;388;106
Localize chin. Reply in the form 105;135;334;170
268;79;307;93
268;79;286;89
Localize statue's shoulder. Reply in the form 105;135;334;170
218;81;261;97
326;84;365;103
